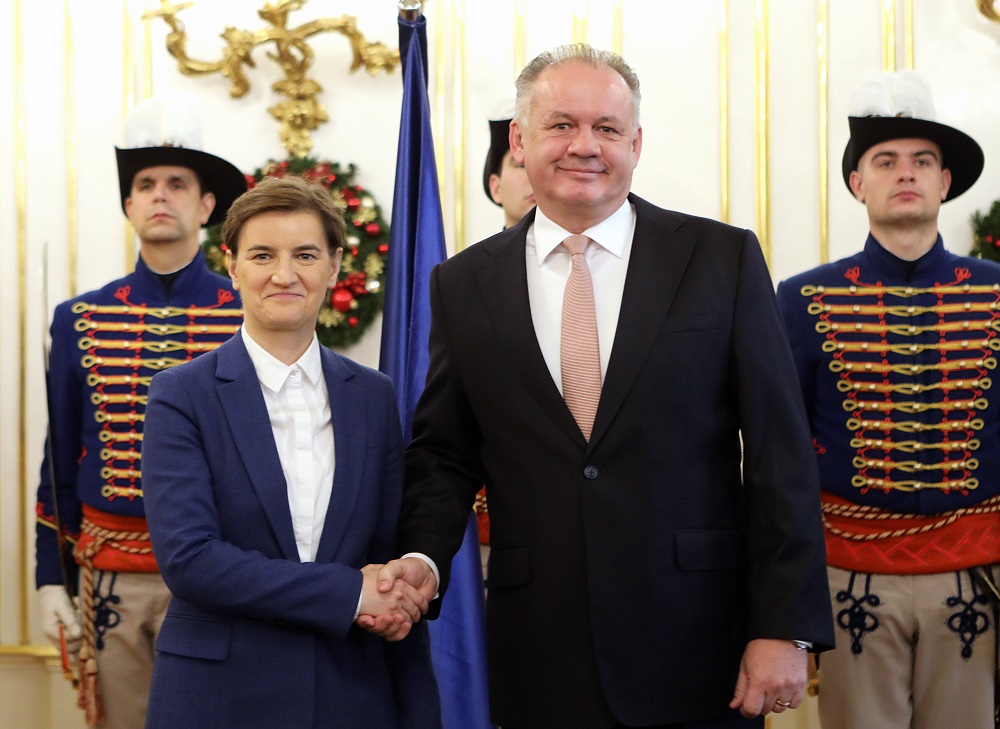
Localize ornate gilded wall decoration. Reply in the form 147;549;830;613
145;0;399;157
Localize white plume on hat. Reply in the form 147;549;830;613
115;93;247;225
840;70;984;202
489;99;517;122
123;93;205;150
848;71;937;121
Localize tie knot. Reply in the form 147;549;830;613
563;234;590;257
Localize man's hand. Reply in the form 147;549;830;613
729;638;808;718
356;562;432;641
38;584;82;653
356;558;437;640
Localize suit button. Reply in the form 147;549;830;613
584;465;599;480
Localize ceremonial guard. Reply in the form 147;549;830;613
35;96;247;729
474;106;537;552
777;72;1000;728
482;104;535;231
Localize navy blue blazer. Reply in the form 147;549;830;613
142;333;440;729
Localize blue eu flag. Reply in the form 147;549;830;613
380;10;494;729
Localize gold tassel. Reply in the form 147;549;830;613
76;647;105;728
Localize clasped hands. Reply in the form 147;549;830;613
356;558;437;641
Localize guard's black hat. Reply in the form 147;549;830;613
116;95;248;226
483;117;513;206
841;72;983;202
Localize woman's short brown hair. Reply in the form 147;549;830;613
222;176;346;256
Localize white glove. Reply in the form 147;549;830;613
39;584;83;652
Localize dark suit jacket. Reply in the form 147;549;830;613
141;334;440;729
400;195;834;729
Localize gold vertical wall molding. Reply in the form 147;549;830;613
514;0;526;79
14;0;30;645
818;0;829;264
65;0;77;296
753;0;770;263
882;0;896;71
433;4;447;216
718;0;729;225
142;0;153;98
904;0;913;69
123;0;136;269
454;0;467;251
572;0;589;44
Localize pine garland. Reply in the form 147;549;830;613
970;200;1000;264
202;156;390;349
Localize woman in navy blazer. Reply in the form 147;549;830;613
141;177;440;729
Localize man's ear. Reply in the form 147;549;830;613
488;173;503;205
509;120;525;165
848;169;865;202
940;168;952;201
200;191;217;226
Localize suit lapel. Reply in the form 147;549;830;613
476;218;585;446
314;349;363;563
589;197;695;448
215;336;300;562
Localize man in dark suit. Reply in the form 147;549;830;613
365;44;833;729
141;177;441;729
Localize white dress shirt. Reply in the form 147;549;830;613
526;200;636;392
241;327;335;563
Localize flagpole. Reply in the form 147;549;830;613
382;5;494;726
399;1;421;21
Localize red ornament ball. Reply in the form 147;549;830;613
348;317;359;327
365;222;381;237
331;288;355;313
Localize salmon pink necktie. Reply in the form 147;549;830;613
560;234;601;441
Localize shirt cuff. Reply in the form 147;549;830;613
401;552;441;599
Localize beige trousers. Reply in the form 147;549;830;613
818;565;996;729
88;570;171;729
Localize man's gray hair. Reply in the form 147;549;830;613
514;44;641;130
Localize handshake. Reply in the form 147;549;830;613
356;557;437;641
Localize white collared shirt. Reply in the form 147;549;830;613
241;327;335;563
525;200;636;393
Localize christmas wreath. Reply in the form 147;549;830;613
202;156;390;349
970;199;1000;264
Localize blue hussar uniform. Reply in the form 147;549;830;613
778;236;1000;578
36;252;241;692
778;235;1000;727
37;252;242;584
